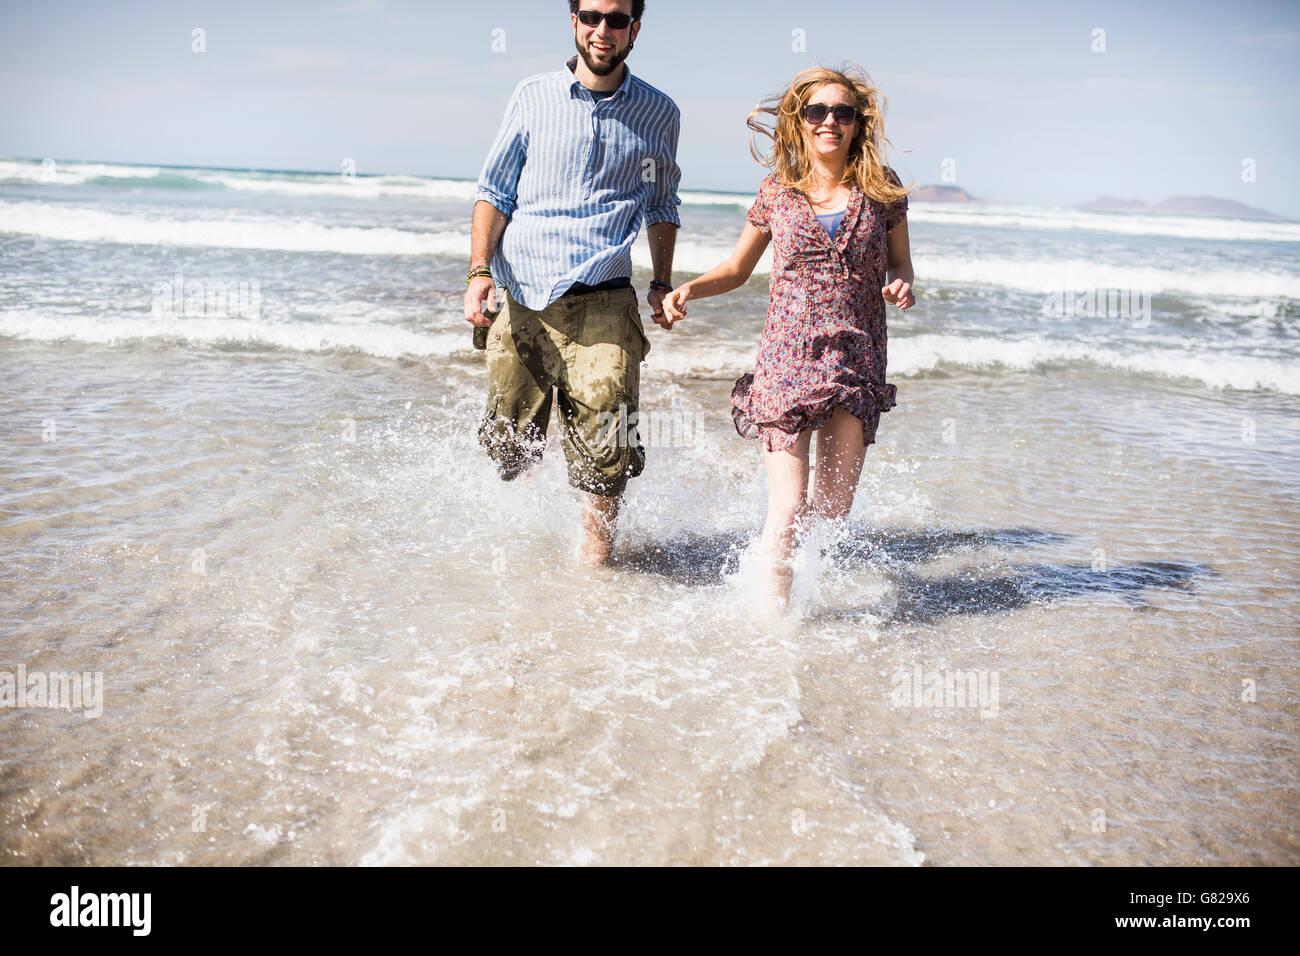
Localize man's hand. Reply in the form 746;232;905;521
882;278;915;310
661;285;691;329
647;285;671;330
464;275;497;327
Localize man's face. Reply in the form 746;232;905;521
572;1;640;77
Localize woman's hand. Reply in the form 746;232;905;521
882;278;915;310
662;285;691;328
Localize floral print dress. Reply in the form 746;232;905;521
731;167;908;452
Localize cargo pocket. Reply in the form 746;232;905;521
627;301;651;362
484;306;506;355
616;302;644;406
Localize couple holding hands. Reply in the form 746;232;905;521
464;1;914;615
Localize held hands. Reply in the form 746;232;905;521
647;285;671;330
882;278;915;310
660;285;690;329
464;275;497;327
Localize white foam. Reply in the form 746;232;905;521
0;200;468;256
642;232;1300;298
678;189;752;209
891;333;1300;394
5;190;1297;302
209;172;479;202
915;254;1300;299
644;342;756;378
0;310;470;359
6;159;1295;242
650;331;1300;394
7;309;1291;394
0;159;746;207
0;159;165;185
908;201;1300;243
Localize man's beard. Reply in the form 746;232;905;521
575;36;633;77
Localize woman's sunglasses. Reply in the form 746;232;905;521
576;10;635;29
802;104;860;125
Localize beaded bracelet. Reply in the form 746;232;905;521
466;266;492;285
649;279;673;293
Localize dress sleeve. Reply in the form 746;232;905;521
882;166;908;232
746;178;773;236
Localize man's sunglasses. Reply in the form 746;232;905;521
576;9;635;30
802;104;860;125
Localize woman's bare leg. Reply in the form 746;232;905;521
809;408;868;522
761;431;812;615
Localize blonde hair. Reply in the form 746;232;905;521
747;64;910;203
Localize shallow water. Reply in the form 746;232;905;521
2;336;1295;865
3;159;1297;864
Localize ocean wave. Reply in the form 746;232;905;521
4;310;1295;393
656;236;1300;299
0;200;469;256
912;255;1300;299
0;310;470;360
650;334;1299;394
891;334;1300;393
85;172;226;191
8;199;1292;302
211;172;479;202
907;202;1300;243
1;159;743;207
7;160;1295;242
0;159;167;185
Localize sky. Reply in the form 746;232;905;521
2;0;1299;216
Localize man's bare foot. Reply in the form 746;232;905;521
580;493;621;566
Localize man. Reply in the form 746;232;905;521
464;0;680;566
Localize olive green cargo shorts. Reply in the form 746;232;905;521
477;286;651;497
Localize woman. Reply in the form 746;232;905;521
663;65;915;615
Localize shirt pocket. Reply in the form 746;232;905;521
595;121;650;195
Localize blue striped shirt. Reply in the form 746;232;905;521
476;58;682;310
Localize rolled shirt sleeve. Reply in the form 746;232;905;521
475;85;527;217
642;106;681;228
474;64;683;310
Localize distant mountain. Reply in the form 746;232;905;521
1078;195;1286;221
910;184;975;203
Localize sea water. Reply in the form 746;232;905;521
1;159;1297;864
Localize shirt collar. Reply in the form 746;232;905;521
565;56;634;102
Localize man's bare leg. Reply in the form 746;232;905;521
581;492;621;566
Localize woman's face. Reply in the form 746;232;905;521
802;83;859;167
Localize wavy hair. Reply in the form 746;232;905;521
747;64;910;203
